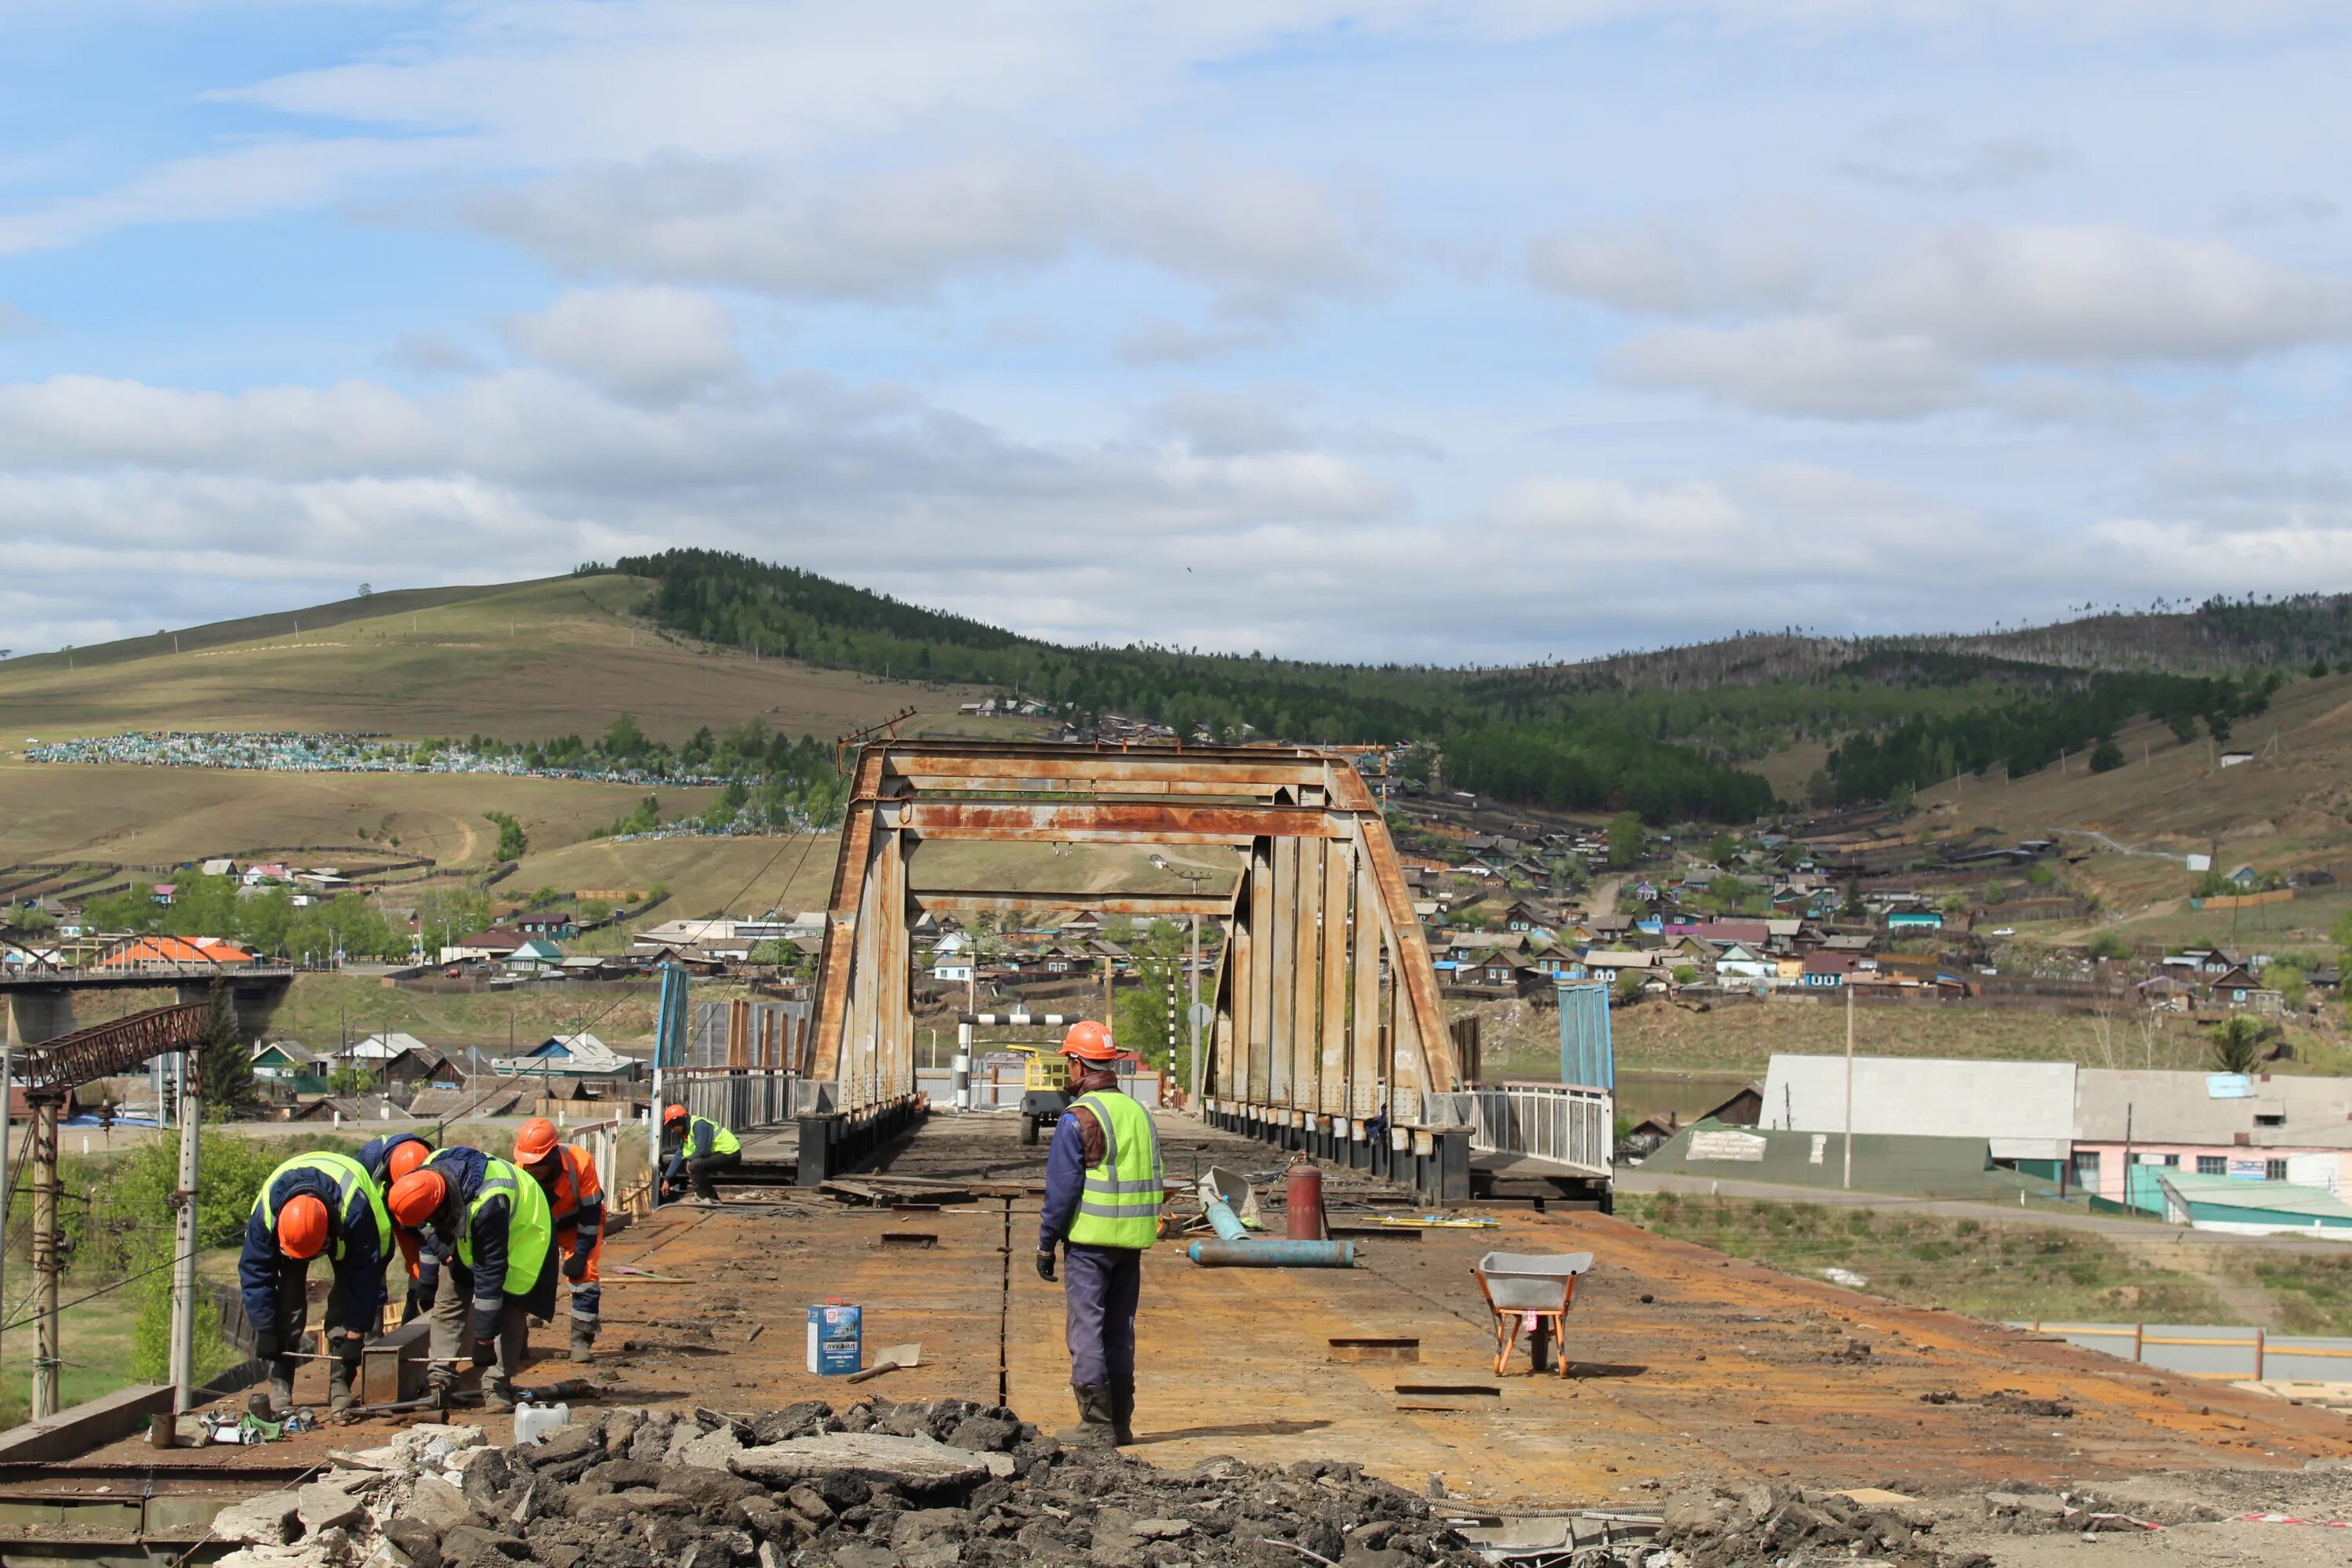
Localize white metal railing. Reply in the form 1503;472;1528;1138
667;1066;795;1130
1468;1082;1613;1176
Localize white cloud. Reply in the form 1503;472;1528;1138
1529;209;1840;317
1607;318;1976;419
463;152;1369;305
1850;224;2352;363
503;286;741;401
1838;119;2067;193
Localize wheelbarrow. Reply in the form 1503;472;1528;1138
1472;1250;1593;1377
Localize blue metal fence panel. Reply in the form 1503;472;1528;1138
1557;980;1613;1090
654;963;690;1070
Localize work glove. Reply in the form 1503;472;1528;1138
334;1332;365;1369
402;1280;428;1323
252;1329;281;1363
471;1301;503;1354
563;1251;589;1282
1035;1249;1057;1283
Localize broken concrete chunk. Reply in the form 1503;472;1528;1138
435;1524;530;1566
296;1480;369;1535
403;1475;481;1538
572;1490;695;1521
517;1423;601;1469
211;1490;305;1547
1132;1519;1193;1539
675;1425;745;1471
730;1432;992;1490
379;1519;442;1568
1985;1492;2067;1515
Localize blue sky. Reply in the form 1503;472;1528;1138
2;2;2349;662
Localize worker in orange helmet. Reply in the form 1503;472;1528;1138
358;1132;437;1321
513;1119;606;1362
238;1151;393;1414
387;1149;555;1414
1035;1018;1161;1447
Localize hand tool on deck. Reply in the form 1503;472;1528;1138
845;1343;922;1384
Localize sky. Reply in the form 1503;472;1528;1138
2;1;2350;664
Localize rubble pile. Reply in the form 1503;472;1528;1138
1657;1485;1986;1568
210;1398;1488;1568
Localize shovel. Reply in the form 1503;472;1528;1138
845;1343;922;1384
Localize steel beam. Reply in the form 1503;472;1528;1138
908;889;1237;916
893;800;1343;844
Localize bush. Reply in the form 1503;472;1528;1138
2089;739;2125;773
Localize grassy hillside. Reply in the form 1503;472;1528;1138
0;574;996;746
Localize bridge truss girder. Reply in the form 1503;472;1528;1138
809;743;1457;1131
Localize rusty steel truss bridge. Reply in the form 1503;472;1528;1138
800;742;1484;1196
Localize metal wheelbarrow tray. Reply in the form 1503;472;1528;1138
1472;1250;1594;1376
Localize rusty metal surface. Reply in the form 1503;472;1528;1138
896;800;1345;844
909;889;1240;916
14;1004;209;1093
52;1110;2350;1526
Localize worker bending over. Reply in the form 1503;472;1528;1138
358;1132;437;1322
660;1103;742;1203
514;1118;605;1361
387;1146;555;1412
1036;1020;1163;1447
238;1150;392;1414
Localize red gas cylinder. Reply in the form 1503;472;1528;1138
1286;1160;1326;1240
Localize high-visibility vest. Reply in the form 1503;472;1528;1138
1063;1091;1163;1250
692;1116;741;1159
543;1145;603;1228
429;1152;553;1296
253;1152;391;1262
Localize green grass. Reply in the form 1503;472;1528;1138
1620;1193;2229;1324
2247;1254;2352;1335
0;1287;141;1428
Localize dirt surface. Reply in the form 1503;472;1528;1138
48;1110;2352;1564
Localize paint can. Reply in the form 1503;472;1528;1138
807;1301;862;1375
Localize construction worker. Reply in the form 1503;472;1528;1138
1035;1019;1163;1447
386;1146;555;1413
238;1150;392;1414
659;1103;742;1203
513;1118;605;1362
358;1132;437;1322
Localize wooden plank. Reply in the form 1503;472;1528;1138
1291;836;1322;1113
1247;841;1274;1104
1350;826;1381;1120
1266;836;1295;1105
1321;835;1350;1116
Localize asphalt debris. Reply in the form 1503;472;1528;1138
208;1397;1486;1567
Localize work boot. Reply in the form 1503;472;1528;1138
267;1367;296;1414
1059;1383;1117;1450
327;1362;355;1416
484;1377;518;1415
568;1319;597;1363
426;1370;456;1414
1108;1379;1137;1446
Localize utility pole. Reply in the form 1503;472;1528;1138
1842;980;1855;1191
169;1049;201;1414
30;1091;60;1419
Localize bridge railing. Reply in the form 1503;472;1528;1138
665;1065;795;1131
1465;1081;1613;1177
1;958;303;982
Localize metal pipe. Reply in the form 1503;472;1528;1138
1185;1239;1354;1268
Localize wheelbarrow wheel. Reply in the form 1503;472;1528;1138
1527;1319;1551;1376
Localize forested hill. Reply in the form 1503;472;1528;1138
604;550;2339;819
608;549;1775;822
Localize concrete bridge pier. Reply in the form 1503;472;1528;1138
5;989;75;1048
172;976;291;1043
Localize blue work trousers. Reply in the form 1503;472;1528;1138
1062;1243;1142;1387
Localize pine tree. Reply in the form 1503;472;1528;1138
200;980;256;1118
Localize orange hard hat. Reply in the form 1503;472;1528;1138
277;1194;331;1261
1059;1019;1120;1062
387;1168;450;1228
387;1138;433;1183
662;1103;689;1124
514;1117;560;1165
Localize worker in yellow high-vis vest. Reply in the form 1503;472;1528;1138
387;1146;555;1413
1035;1019;1163;1447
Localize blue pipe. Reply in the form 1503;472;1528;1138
1186;1239;1356;1268
1200;1193;1252;1242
